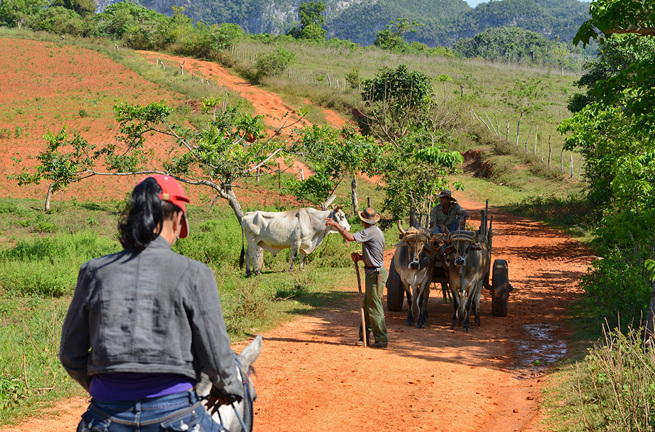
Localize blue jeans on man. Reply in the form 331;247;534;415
433;217;462;234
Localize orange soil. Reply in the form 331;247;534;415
0;41;592;432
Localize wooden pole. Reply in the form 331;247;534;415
278;163;281;189
354;260;367;348
570;154;574;178
548;136;552;167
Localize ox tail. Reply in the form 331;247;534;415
239;227;245;269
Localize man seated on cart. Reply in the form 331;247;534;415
429;190;469;234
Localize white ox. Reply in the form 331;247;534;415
239;206;351;275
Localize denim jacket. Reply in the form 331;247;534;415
59;236;243;399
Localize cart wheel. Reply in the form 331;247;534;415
386;260;404;312
491;259;509;317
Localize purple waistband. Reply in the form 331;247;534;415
89;373;195;401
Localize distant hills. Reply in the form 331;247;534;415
99;0;590;47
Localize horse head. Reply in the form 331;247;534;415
198;335;263;432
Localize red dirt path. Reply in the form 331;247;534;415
0;44;594;432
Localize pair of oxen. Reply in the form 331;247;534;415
393;222;491;331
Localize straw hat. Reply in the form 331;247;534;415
436;190;457;202
358;207;381;224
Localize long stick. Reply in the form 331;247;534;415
354;260;367;347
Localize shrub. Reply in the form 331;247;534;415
574;326;655;431
254;47;295;82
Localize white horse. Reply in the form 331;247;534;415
197;335;262;432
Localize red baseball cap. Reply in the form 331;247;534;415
140;174;191;238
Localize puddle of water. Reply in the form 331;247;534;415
512;323;568;369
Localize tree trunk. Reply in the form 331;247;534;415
409;196;417;228
44;183;54;212
351;177;359;217
515;115;522;146
224;185;245;225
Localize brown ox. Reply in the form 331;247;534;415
393;222;437;328
447;231;491;331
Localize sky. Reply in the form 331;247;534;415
463;0;591;7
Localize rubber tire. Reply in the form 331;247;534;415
386;259;404;312
491;259;509;317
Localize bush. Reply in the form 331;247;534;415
27;6;91;37
574;326;655;431
254;47;295;82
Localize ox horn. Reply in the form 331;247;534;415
397;220;406;237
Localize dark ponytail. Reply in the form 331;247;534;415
118;177;180;251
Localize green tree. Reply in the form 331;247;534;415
501;78;545;146
10;99;303;222
50;0;95;17
27;6;90;36
374;18;421;52
288;1;326;41
0;0;48;28
289;125;379;211
558;0;655;327
359;64;462;222
574;0;655;135
360;64;434;147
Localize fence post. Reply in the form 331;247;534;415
570;153;574;178
560;149;564;172
278;163;281;189
548;136;552;167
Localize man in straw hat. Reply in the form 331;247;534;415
429;190;468;234
326;207;388;349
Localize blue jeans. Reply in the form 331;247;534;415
433;218;461;234
77;391;224;432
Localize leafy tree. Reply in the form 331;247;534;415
288;1;326;41
374;18;421;52
10;99;302;222
375;133;463;223
574;0;655;135
558;0;655;326
50;0;95;17
501;78;545;146
93;1;163;40
567;35;655;112
289;125;379;209
0;0;48;28
177;22;245;58
27;6;90;36
360;64;434;147
359;64;462;222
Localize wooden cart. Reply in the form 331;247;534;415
385;201;511;317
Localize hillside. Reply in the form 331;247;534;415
95;0;588;47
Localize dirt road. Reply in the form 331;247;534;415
0;55;593;432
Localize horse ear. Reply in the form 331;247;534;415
238;335;263;371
